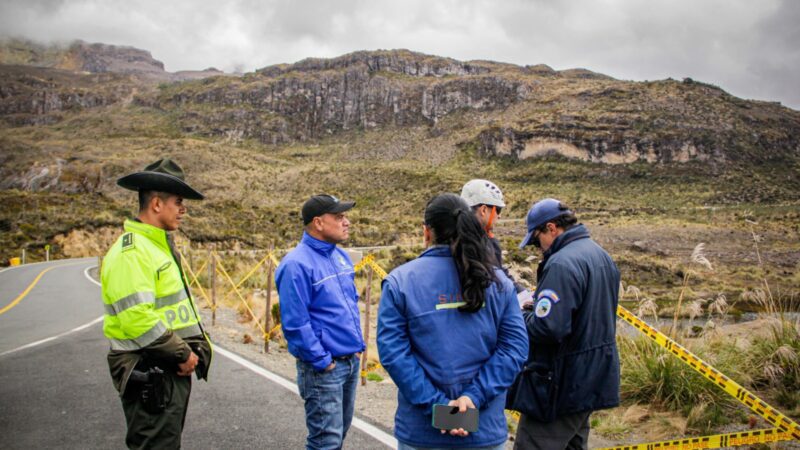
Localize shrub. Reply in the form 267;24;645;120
618;334;738;429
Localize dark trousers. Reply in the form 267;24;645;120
514;410;592;450
121;370;192;450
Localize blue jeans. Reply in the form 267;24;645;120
296;354;360;450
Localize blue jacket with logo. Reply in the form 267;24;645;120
517;224;620;421
275;232;365;371
377;245;528;448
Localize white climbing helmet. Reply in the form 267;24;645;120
460;179;505;208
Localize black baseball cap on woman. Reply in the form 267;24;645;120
302;194;355;225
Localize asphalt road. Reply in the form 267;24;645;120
0;258;393;449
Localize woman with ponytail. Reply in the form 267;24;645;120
377;193;528;450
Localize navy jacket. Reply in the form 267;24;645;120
378;245;528;448
275;232;365;371
513;224;620;421
489;236;525;293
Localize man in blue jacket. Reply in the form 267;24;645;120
509;198;620;450
275;194;365;450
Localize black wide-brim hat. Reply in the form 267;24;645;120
117;158;204;200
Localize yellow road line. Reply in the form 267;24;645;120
0;266;57;316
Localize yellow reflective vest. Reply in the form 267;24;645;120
101;219;207;351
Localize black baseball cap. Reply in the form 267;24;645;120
302;194;355;225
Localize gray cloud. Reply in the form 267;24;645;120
0;0;797;109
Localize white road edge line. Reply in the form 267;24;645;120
84;263;397;448
84;264;101;287
0;316;104;358
213;346;397;449
0;264;103;358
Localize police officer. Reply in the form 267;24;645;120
508;198;620;450
101;158;212;449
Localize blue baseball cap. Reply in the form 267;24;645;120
519;198;573;248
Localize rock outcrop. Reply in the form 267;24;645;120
2;41;799;163
0;64;135;125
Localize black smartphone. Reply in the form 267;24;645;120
432;404;479;432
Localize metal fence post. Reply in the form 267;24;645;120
360;265;373;386
264;244;275;353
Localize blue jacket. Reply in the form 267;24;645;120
513;224;620;421
275;232;365;371
377;245;528;448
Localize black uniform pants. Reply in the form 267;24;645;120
514;410;592;450
121;370;192;450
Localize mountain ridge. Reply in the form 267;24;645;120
1;39;799;165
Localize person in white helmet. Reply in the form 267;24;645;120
461;179;531;304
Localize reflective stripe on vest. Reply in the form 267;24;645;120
109;321;168;351
174;323;203;339
103;291;156;316
155;290;188;309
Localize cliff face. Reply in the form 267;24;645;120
156;50;800;162
0;64;135;126
162;58;530;144
2;42;799;164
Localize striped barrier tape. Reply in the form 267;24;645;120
608;305;799;446
361;362;384;378
366;258;388;279
353;253;388;279
353;254;374;273
599;427;793;450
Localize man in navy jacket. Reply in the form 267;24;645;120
510;198;620;450
276;194;365;450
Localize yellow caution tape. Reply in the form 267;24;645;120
269;252;280;269
233;252;270;289
353;254;374;273
353;253;388;279
367;259;388;279
598;427;793;450
267;323;281;339
215;255;268;337
616;305;800;441
178;252;214;310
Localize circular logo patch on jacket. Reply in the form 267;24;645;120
537;289;560;303
534;298;552;318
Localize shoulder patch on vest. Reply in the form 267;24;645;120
121;233;134;251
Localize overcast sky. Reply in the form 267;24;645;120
1;0;798;109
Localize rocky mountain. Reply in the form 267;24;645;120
0;38;232;81
153;49;800;163
1;40;799;165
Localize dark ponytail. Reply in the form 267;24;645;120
424;193;499;313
